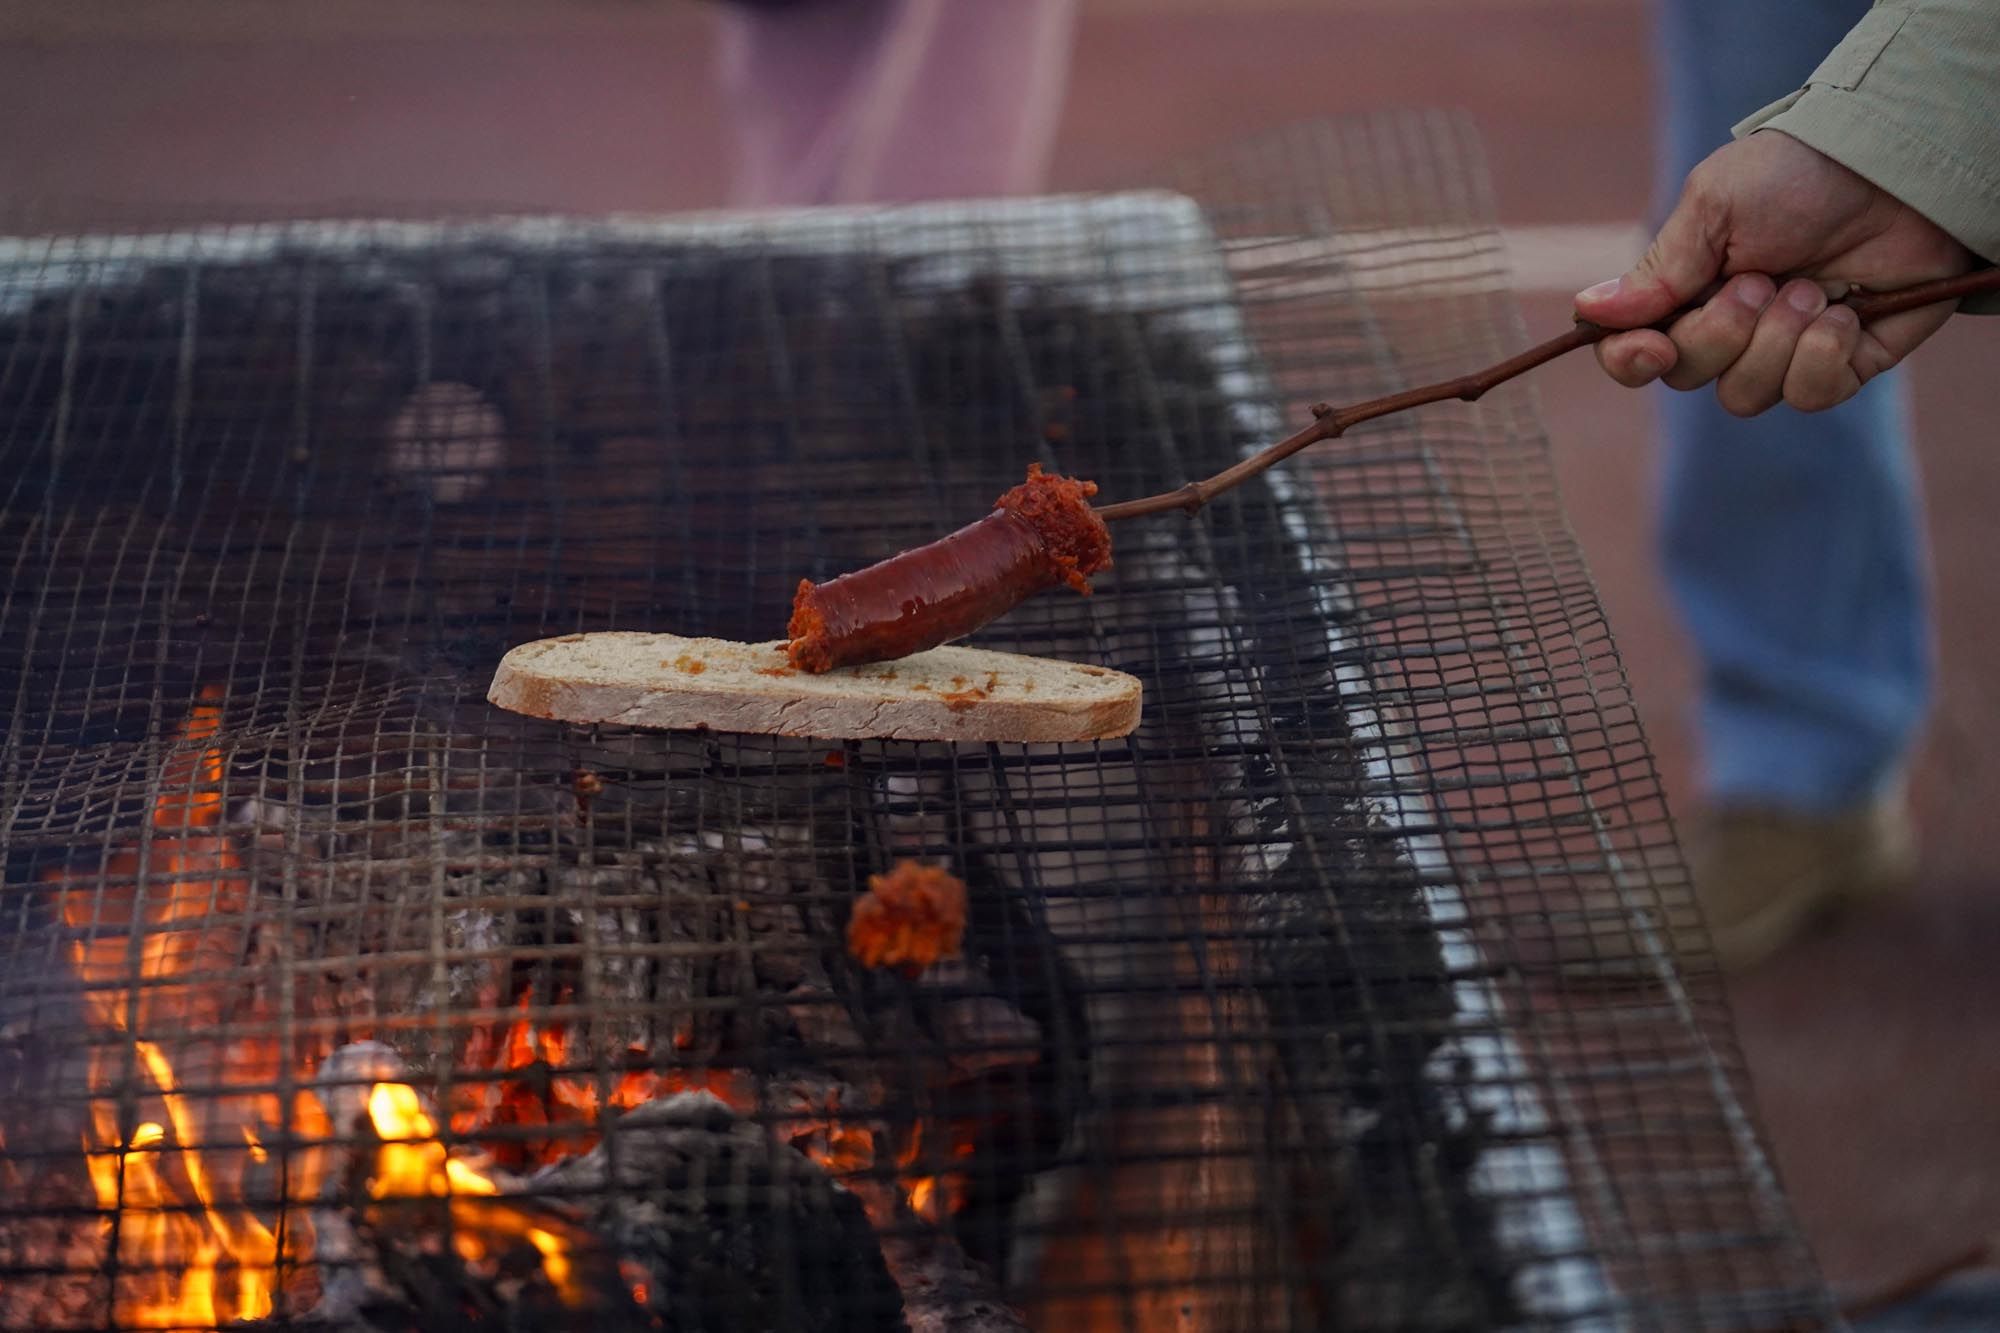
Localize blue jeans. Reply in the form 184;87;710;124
1654;0;1931;813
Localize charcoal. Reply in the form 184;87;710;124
322;1199;639;1333
533;1092;909;1333
318;873;522;1076
846;1179;1029;1333
784;985;868;1060
656;825;834;1049
271;815;842;1074
553;863;659;1056
933;997;1041;1081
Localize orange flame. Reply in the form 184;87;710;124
56;689;327;1327
896;1118;980;1227
81;1118;226;1328
448;992;754;1172
363;1080;583;1306
449;996;975;1223
62;689;242;1037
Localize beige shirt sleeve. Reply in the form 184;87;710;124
1734;0;2000;310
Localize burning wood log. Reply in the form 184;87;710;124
918;961;1045;1083
844;1178;1030;1333
530;1091;911;1333
300;1042;646;1333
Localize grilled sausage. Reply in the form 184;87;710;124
785;466;1111;673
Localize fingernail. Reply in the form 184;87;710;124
1732;273;1775;309
1630;351;1664;380
1577;277;1622;303
1786;282;1825;315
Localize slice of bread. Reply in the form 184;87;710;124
488;632;1141;742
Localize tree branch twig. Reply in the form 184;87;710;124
1095;265;2000;523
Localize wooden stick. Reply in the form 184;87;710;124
1095;265;2000;523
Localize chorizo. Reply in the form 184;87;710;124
846;860;968;976
785;465;1111;673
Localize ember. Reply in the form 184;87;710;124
896;1118;980;1228
447;990;755;1172
447;990;981;1233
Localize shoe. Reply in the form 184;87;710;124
1689;784;1916;972
1526;784;1915;982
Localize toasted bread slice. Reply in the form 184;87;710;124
488;632;1141;742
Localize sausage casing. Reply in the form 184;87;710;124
786;466;1111;673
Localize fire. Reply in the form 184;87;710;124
46;690;984;1329
449;991;756;1172
450;994;978;1226
362;1079;584;1306
61;689;244;1037
896;1118;980;1227
53;688;325;1328
366;1082;497;1200
81;1118;225;1329
75;1067;327;1326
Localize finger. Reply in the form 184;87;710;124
1782;304;1862;412
1716;279;1825;418
1594;329;1678;387
1850;299;1959;383
1660;272;1775;391
1574;189;1725;329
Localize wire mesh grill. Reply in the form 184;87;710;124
0;113;1836;1331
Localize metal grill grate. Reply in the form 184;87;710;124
0;114;1836;1332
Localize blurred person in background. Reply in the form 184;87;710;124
710;0;1078;207
1575;0;1995;970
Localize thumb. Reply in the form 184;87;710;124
1575;196;1724;329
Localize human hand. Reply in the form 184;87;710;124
1575;129;1974;416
